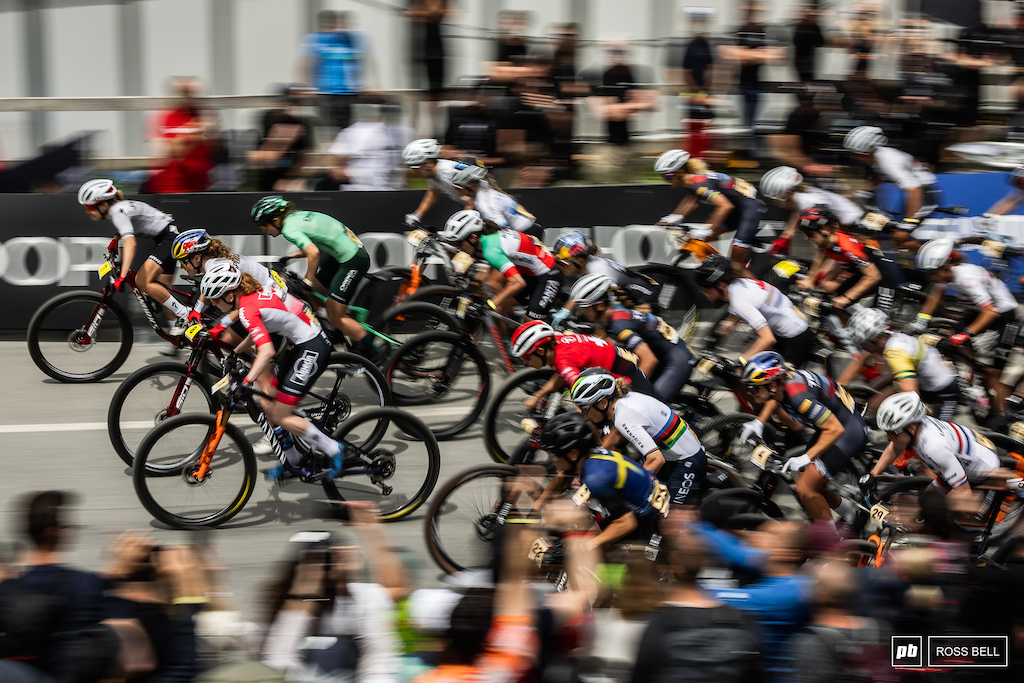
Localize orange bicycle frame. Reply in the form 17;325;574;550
194;408;230;480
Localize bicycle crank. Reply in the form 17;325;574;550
368;448;396;495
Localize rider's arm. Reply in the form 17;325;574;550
870;441;899;478
837;261;881;304
118;235;137;280
987;189;1024;216
805;413;845;462
632;342;658;378
800;251;826;288
492;273;527;308
300;243;320;283
414;187;440;218
665;195;698;222
780;210;801;240
530;373;566;405
742;326;778;361
613;408;663;473
904;185;924;220
965;303;1000;337
837;352;868;387
533;472;574;510
882;347;920;394
243;339;275;385
918;282;946;318
588;510;638;551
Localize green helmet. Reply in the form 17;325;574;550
251;196;289;225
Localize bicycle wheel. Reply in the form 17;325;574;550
325;407;440;521
425;464;521;573
385;331;490;440
299;352;393;452
108;362;214;471
132;413;257;529
378;301;462;350
27;291;134;382
482;368;559;464
695;412;774;478
699;487;787;527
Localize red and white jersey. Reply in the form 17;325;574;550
495;229;555;277
727;278;808;338
950;262;1017;314
238;286;321;347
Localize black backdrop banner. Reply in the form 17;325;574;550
0;185;789;331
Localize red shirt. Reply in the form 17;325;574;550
553;333;636;386
823;232;871;272
237;288;320;347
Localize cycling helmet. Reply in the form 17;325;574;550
1012;164;1024;189
843;126;887;154
439;210;484;242
200;261;242;300
875;391;927;433
915;238;955;271
846;307;889;347
570;273;613;308
78;179;118;206
510;320;556;358
171;228;212;262
451;163;488;188
654;149;690;176
402;138;441;167
741;351;789;387
695;254;736;288
539;411;596;459
553;231;592;261
570;367;616;406
759;166;803;200
251;195;289;225
797;206;836;235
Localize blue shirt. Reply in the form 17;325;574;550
302;31;365;94
580;448;658;520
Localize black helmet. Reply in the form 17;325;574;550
540;412;596;459
695;254;735;288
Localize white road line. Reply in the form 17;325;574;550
0;421;154;434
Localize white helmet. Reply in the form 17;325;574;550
439;210;484;242
876;391;927;432
654;149;690;175
846;307;889;347
843;126;887;154
570;367;616;406
916;239;955;271
570;273;613;308
200;261;242;300
451;163;488;188
402;139;441;167
759;166;803;200
78;179;118;205
510;320;556;358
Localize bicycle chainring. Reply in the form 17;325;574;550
368;448;396;491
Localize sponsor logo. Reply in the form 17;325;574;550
289;350;320;386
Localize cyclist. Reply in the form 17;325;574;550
450;163;543;239
438;209;561;321
510;319;655;411
867;392;1002;520
695;254;815;368
914;238;1022;416
200;261;344;483
739;351;867;528
569;273;694;402
78;179;189;343
757;166;865;254
986;164;1024;216
570;367;707;507
537;411;668;552
654;149;767;276
549;230;659;328
795;206;883;312
839;307;959;420
401;138;472;228
250;195;379;359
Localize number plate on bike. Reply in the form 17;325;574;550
696;358;716;374
750;445;772;470
213;375;231;393
869;503;890;526
572;484;592;506
452;252;474;274
528;537;551;567
919;334;940;347
772;260;802;279
98;261;113;278
406;229;428;246
862;212;890;231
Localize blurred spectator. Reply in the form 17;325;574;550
1001;6;1024;120
838;4;881;81
765;85;837;176
319;99;412;191
300;10;376;132
405;1;455;138
665;9;716;159
584;42;657;184
542;22;587;179
727;3;775;131
489;10;531;83
145;76;218;193
791;4;825;84
946;6;1002;128
444;83;503;166
247;85;316;191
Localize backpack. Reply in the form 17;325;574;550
806;622;898;683
651;604;762;683
0;566;72;662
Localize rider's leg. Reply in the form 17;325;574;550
728;244;754;279
794;466;834;521
137;258;187;322
666;450;707;507
326;299;366;344
268;334;343;459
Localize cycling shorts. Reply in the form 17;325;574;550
730;201;768;249
651;342;695;404
316;246;370;305
659;449;707;506
963;307;1019;372
137;226;178;275
271;331;332;405
774;328;816;370
810;414;868;480
518;270;564;321
921;380;959;422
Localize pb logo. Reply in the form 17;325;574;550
892;636;923;668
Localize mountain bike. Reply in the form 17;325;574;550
131;362;439;528
27;237;197;382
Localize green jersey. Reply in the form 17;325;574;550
281;211;362;262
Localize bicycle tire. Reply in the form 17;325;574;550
132;413;257;529
378;301;462;351
699;487;787;526
384;330;490;440
107;362;214;471
425;464;518;573
327;407;440;521
482;367;559;464
27;290;134;382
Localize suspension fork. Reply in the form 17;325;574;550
194;408;232;479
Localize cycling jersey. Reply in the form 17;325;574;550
872;146;937;190
689;172;767;248
908;417;999;488
108;200;174;239
613;391;702;462
238;286;322;347
579;448;661;520
480;230;555;278
553;333;641;387
881;331;956;393
281;210;362;263
206;255;273;291
429;159;465;203
473;184;536;233
782;369;867;479
582;257;659;308
727;278;808;339
792;186;864;228
949;262;1017;314
822;232;872;272
606;305;694;401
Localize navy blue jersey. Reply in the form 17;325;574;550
580;448;659;520
780;369;857;429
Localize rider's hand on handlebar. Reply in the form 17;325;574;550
187;310;203;325
908;315;930;335
781;454;812;475
767;237;791;255
740;420;764;444
113;276;127;292
404;212;422;228
274;256;292;272
550;308;572;330
949;331;973;347
858;473;877;494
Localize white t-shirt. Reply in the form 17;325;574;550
792;186;864;228
912;417;999;488
429;159;466;203
614;391;703;462
872;146;937;190
727;278;808;339
328;121;412;191
950;263;1017;314
108;200;173;239
474;184;536;232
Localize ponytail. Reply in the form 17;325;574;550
613;377;632;399
684;158;709;175
238;273;262;296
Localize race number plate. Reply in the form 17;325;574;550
213;375;231;393
528;538;551;567
572;484;592;506
919;334;941;347
406;229;428;246
648;481;670;516
696;358;716;375
803;298;821;317
270;269;288;293
772;260;802;279
869;503;890;526
451;252;474;274
98;261;113;278
861;212;890;231
184;323;204;341
1010;421;1024;442
750;445;772;470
